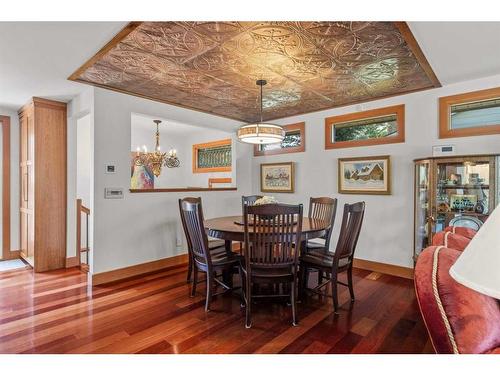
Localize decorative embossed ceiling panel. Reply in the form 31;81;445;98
70;21;440;122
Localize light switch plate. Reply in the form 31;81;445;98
104;188;124;199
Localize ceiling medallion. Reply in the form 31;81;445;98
135;120;180;177
237;80;285;145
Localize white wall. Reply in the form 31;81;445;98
131;115;235;189
77;114;92;207
0;107;20;253
92;88;253;274
251;74;500;268
67;87;94;259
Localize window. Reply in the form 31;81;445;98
439;87;500;138
325;105;405;149
254;122;305;156
192;139;232;173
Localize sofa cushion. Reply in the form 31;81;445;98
444;226;477;239
431;231;471;251
415;246;500;353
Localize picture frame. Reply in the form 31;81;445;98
338;155;391;195
260;162;295;193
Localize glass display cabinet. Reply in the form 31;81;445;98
413;154;499;261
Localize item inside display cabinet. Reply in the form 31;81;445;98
450;194;477;211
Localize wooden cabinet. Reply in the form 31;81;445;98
18;98;67;272
413;154;500;262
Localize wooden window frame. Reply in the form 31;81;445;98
192;138;232;173
325;104;405;150
253;122;306;156
439;87;500;139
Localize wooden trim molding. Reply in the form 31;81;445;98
192;138;232;173
0;115;11;260
90;252;412;287
439;87;500;139
68;22;143;81
353;258;414;280
92;253;189;286
208;178;232;188
325;104;405;150
253;122;306;156
130;187;237;193
393;22;441;88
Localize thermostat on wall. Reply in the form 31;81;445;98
105;164;116;174
432;145;456;157
104;188;124;199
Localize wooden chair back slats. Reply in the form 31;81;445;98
244;204;303;269
334;202;365;261
308;197;337;247
241;195;263;213
179;197;211;267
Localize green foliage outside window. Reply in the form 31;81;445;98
260;130;301;152
333;115;398;142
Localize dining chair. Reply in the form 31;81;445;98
242;203;303;328
241;195;263;213
303;197;338;287
299;202;365;313
239;195;263;252
305;197;338;252
178;197;244;312
179;198;227;284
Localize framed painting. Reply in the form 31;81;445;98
338;155;391;195
130;152;154;189
260;162;295;193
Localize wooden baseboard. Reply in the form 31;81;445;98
353;258;414;280
66;256;79;268
92;253;189;286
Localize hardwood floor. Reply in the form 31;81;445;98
0;264;433;354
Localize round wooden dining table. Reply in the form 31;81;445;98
204;215;330;251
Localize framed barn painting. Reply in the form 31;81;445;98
260;162;295;193
338;155;391;195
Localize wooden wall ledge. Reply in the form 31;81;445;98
130;187;237;193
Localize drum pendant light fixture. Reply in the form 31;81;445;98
237;79;285;145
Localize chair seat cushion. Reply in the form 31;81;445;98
208;239;225;249
300;249;350;269
250;266;294;279
211;250;242;266
306;238;326;250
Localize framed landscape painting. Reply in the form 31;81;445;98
338;155;391;195
260;162;295;193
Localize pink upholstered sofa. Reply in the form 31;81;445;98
414;227;500;354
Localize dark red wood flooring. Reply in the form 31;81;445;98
0;265;432;353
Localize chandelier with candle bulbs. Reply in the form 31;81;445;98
134;119;180;177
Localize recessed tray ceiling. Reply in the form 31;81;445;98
70;21;440;122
